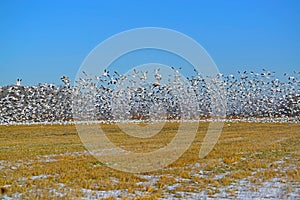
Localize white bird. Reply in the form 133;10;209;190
16;78;22;86
61;76;70;87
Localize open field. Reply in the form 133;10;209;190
0;122;299;199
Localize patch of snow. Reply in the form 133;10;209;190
58;183;65;188
80;188;129;199
136;175;161;186
49;188;66;198
167;183;181;191
30;174;49;180
165;191;209;200
1;193;22;200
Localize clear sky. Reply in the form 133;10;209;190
0;0;299;86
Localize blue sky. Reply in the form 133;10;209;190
0;0;299;86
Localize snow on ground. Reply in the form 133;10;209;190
2;170;299;199
1;149;299;199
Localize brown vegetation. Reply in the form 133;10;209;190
0;122;299;199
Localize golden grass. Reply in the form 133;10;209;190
0;122;299;199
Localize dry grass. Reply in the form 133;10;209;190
0;122;299;199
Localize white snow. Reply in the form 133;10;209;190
30;174;49;180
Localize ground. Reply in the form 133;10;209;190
0;122;299;199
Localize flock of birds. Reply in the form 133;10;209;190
0;68;299;124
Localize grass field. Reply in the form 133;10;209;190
0;122;299;199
